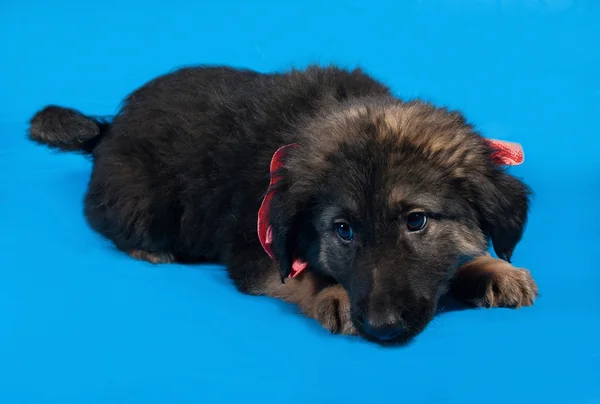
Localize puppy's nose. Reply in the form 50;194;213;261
362;311;406;341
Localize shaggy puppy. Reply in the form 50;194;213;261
28;65;538;344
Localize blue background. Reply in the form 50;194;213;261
1;1;599;403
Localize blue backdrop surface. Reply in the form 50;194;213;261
1;1;599;403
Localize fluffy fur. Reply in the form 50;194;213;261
29;65;538;345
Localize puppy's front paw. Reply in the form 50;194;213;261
477;267;538;308
312;285;357;335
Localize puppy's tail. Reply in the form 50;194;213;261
28;106;110;154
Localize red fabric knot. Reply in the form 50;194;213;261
486;139;524;166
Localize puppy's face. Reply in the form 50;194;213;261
270;100;530;344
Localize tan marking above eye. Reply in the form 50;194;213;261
388;187;406;206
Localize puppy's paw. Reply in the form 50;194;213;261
312;285;357;335
476;267;538;308
129;250;174;264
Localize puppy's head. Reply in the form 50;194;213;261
269;99;530;344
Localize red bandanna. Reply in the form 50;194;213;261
257;139;524;278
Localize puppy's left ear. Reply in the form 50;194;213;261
471;167;532;262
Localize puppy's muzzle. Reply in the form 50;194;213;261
354;307;407;341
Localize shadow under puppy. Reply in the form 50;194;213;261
28;65;538;345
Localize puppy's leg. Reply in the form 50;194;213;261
84;151;180;266
449;254;538;308
229;252;356;335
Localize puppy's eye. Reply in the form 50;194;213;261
406;212;427;232
335;222;354;241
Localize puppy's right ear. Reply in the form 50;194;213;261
268;177;301;282
262;144;313;282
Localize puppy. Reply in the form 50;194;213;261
28;65;538;344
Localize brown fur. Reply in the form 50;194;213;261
260;270;357;335
450;254;538;308
129;250;175;264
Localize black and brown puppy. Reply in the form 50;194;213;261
28;65;538;344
